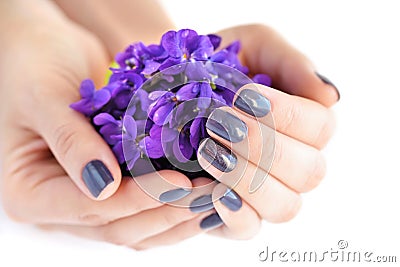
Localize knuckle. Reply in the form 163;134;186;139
53;122;78;161
272;136;284;167
280;100;302;134
158;209;193;228
77;213;110;227
268;196;302;223
301;153;327;192
314;110;336;148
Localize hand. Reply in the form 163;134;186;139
0;1;208;250
193;24;337;239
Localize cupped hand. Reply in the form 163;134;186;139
0;2;208;250
193;24;338;239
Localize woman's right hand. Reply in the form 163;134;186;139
0;0;211;250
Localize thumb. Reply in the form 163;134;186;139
35;89;122;201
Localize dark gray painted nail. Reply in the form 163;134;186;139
234;89;271;117
315;72;340;101
206;109;248;143
159;188;191;203
82;160;114;198
190;194;214;213
198;138;237;173
200;213;223;229
220;189;242;212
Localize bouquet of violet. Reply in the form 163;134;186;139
70;29;271;179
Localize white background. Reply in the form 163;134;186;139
1;0;399;266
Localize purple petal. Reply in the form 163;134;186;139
190;116;204;148
112;142;125;164
123;116;137;140
147;44;168;60
177;29;198;53
93;113;118;126
149;125;162;139
126;150;140;170
161;127;179;143
226;40;241;54
210;50;228;63
125;72;144;87
79;79;95;98
142;60;161;75
161;30;182;58
69;99;93;116
172;132;193;163
159;57;182;71
198;83;212;109
207;34;222;50
141;136;164;158
185;61;212;81
176;83;198;101
152;102;175;126
191;35;214;60
148;90;169;101
253;74;272;86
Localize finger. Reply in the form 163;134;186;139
218;24;340;107
132;211;214;250
40;204;200;247
32;85;122;200
7;155;192;225
205;183;261;240
197;138;302;222
206;107;326;193
233;84;336;149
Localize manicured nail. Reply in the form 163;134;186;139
159;188;191;203
234;89;271;117
206;109;247;143
200;213;223;229
82;160;114;198
190;194;214;213
220;188;242;212
315;72;340;101
198;138;237;173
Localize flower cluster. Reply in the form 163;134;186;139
71;29;271;178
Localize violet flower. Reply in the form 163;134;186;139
70;29;272;178
70;79;111;116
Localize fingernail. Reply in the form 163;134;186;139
82;160;114;198
200;213;223;229
234;89;271;117
206;109;247;143
159;188;191;203
198;138;237;173
315;72;340;101
190;194;214;213
220;188;242;212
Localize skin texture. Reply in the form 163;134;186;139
0;0;338;250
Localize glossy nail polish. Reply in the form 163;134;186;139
234;89;271;117
206;109;248;143
315;72;340;100
198;138;237;173
82;160;114;198
159;188;191;203
190;194;214;213
200;213;223;229
220;188;242;212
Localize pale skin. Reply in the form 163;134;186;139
0;0;337;249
